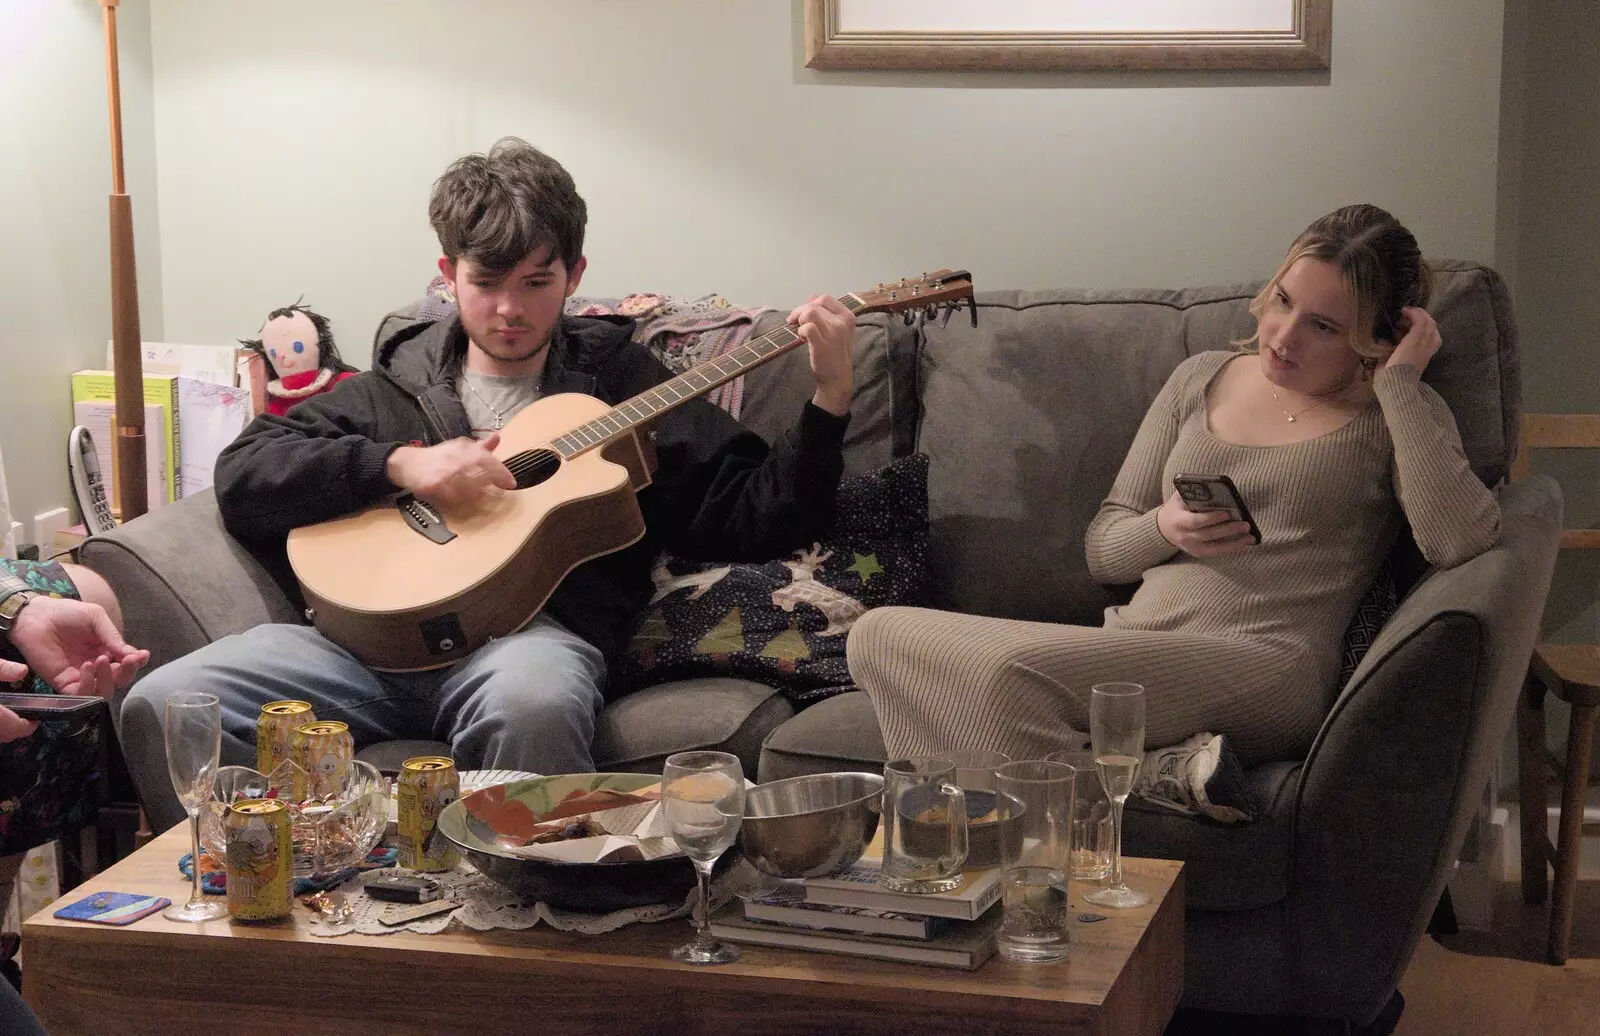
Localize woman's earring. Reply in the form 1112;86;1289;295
1361;357;1379;381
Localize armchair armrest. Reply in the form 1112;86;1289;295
1284;474;1561;1022
79;490;302;674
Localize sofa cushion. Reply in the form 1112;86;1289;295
618;454;929;703
84;491;304;678
592;677;794;780
739;309;915;476
912;262;1516;625
756;690;887;782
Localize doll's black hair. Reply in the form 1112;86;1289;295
238;298;353;372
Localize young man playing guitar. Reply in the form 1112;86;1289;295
119;138;857;832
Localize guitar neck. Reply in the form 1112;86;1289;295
547;293;869;459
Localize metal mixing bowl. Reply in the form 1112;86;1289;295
740;771;883;879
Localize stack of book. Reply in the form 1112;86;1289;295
709;851;1004;970
74;342;261;515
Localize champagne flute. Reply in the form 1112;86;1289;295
1083;682;1150;909
663;750;745;964
163;692;230;922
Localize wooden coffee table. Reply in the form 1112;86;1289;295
24;826;1183;1035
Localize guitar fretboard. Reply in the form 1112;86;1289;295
546;293;867;459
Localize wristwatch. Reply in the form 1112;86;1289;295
0;571;38;635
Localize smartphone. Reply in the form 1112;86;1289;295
1172;474;1261;545
0;692;107;721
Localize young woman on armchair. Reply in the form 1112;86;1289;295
846;203;1501;820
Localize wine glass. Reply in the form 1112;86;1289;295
1083;682;1150;909
163;692;230;922
662;750;745;964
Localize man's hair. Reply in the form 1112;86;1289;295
429;137;587;277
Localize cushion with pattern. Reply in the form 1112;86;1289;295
1340;563;1399;686
618;453;929;704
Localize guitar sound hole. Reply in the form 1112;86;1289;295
507;448;562;490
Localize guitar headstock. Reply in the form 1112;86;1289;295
848;270;977;327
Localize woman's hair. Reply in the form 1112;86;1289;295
428;137;587;277
1241;204;1432;364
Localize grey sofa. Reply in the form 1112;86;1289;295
88;263;1559;1031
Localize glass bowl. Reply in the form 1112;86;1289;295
199;759;390;879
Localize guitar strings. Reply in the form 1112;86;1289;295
522;290;877;463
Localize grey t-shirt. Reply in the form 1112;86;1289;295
456;368;542;439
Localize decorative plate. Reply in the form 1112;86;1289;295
435;772;718;912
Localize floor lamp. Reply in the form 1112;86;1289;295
101;0;146;521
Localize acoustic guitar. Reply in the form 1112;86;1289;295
287;271;975;671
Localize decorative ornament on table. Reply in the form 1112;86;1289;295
239;300;358;417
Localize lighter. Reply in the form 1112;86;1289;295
361;872;442;904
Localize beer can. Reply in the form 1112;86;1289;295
256;700;316;778
291;720;355;800
225;798;292;920
397;756;460;872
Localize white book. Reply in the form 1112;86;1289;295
73;401;166;512
176;377;251;497
710;901;1000;971
744;884;944;939
802;856;1003;922
107;340;240;387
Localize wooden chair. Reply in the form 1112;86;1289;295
1514;413;1600;964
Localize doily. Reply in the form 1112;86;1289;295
307;857;776;938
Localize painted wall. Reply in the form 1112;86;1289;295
1499;0;1600;644
147;0;1506;369
0;0;162;533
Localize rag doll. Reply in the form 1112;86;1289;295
240;301;356;416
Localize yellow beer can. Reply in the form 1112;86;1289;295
225;798;292;921
256;700;316;777
291;720;355;800
397;756;460;872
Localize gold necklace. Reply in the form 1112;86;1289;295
1268;385;1335;423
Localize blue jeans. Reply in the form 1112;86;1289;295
118;615;606;832
0;977;46;1036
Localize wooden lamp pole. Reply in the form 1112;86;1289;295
101;0;147;521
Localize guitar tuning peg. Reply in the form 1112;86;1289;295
923;304;938;322
903;310;916;327
938;303;954;329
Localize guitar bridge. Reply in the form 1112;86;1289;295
397;494;455;544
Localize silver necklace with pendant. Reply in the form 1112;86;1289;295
464;378;506;430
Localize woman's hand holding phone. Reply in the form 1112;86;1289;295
1157;491;1257;558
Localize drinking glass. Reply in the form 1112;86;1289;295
662;750;746;964
1045;749;1113;883
879;758;968;894
1083;682;1150;909
995;760;1075;963
163;692;230;922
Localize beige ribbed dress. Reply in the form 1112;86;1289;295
849;350;1502;766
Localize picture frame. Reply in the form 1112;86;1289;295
803;0;1332;72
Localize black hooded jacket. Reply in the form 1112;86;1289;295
214;313;849;683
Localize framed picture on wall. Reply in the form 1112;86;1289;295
804;0;1332;72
